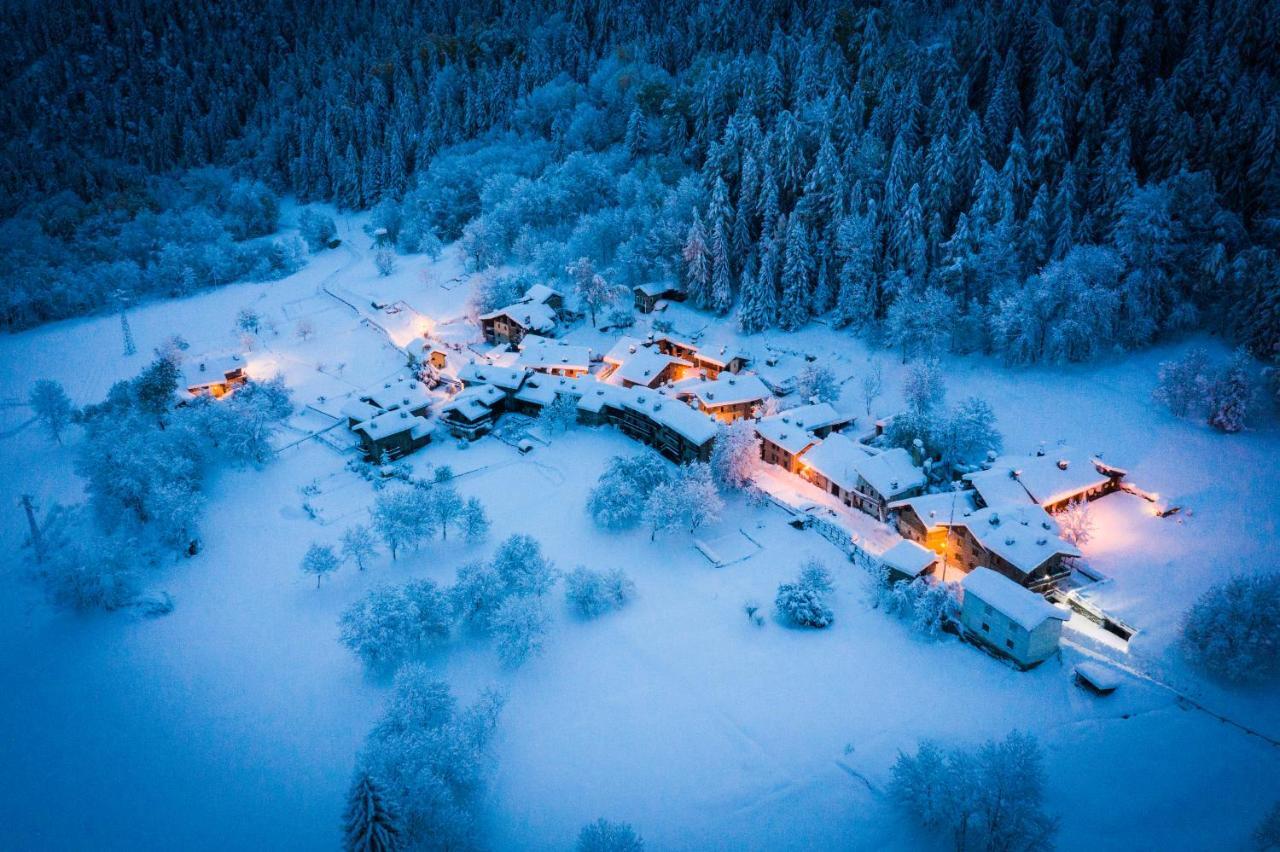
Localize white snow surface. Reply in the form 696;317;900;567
0;212;1278;850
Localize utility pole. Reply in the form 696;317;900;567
941;480;961;583
115;289;136;357
21;494;44;563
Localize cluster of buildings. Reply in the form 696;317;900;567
749;396;1128;668
436;331;761;463
345;282;1135;669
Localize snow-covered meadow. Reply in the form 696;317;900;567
1;217;1278;850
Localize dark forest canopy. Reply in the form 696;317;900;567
1;0;1277;366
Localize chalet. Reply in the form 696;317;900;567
879;539;938;584
340;398;384;429
440;384;506;440
651;333;749;377
672;373;771;422
754;403;853;473
352;408;433;460
633;283;686;313
184;357;247;399
612;389;716;463
889;490;982;551
602;338;691;389
455;363;529;395
515;336;593;377
933;503;1081;590
361;377;432;418
479;285;562;346
960;568;1069;668
965;446;1127;513
798;434;926;521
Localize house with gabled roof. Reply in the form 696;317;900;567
672;373;771;422
515;335;593;377
480;284;563;346
601;339;691;389
352;408;433;460
889;489;981;551
184;355;248;400
798;434;927;521
933;503;1081;590
651;332;748;377
633;283;686;314
965;446;1127;513
440;384;507;440
754;403;854;472
960;568;1069;668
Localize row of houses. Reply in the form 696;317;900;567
441;363;721;463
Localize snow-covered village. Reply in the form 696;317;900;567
2;2;1279;851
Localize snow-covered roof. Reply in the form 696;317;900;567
755;403;850;455
522;283;561;304
756;418;819;455
611;345;690;388
946;503;1082;576
516;336;593;372
963;465;1034;507
802;436;925;501
623;389;718;446
456;362;529;392
635;282;682;297
965;446;1126;509
340;398;384;423
1074;661;1123;691
354;408;432;440
880;539;937;578
362;376;432;413
672;373;770;408
515;374;585;408
654;331;748;368
479;299;558;332
854;447;927;500
575;382;631;415
962;567;1069;631
888;490;981;530
602;336;644;365
441;385;504;422
775;402;848;432
798;432;876;492
184;354;245;388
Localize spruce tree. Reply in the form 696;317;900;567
736;252;773;333
682;210;711;308
343;770;401;852
779;216;813;330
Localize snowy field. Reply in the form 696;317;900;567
1;216;1278;850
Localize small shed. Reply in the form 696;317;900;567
880;539;938;583
960;567;1069;668
1074;661;1122;695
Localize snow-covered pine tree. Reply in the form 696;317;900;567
779;216;813;330
736;252;772;333
682;210;711;308
624;107;645;158
709;222;734;315
343;770;402;852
